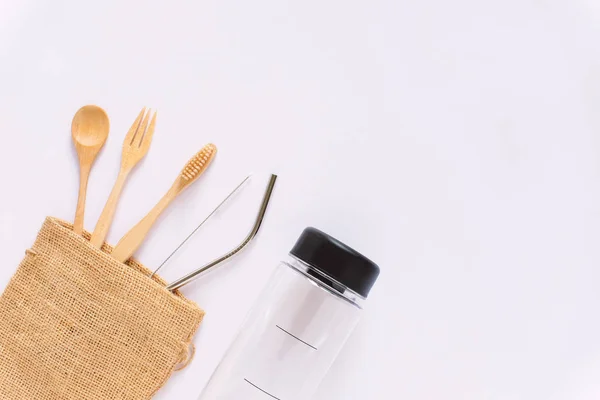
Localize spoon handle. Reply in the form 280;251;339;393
74;163;92;235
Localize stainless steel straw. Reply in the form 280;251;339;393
152;175;252;278
166;174;278;291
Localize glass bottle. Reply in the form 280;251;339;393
198;227;380;400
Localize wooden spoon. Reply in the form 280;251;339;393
71;105;110;235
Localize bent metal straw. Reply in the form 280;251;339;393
166;174;277;291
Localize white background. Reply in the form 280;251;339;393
1;0;600;399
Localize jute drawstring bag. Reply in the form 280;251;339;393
0;217;205;399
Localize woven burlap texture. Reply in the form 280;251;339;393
0;217;205;399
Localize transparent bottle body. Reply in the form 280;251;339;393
198;256;364;400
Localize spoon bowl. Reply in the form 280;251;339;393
72;105;110;148
71;105;110;234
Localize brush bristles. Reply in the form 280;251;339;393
181;143;217;182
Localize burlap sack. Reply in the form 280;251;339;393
0;217;205;399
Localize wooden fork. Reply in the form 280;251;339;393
90;108;157;248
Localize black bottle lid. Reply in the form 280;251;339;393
290;227;380;298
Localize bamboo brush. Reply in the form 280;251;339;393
111;143;217;262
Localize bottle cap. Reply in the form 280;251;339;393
290;227;380;298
